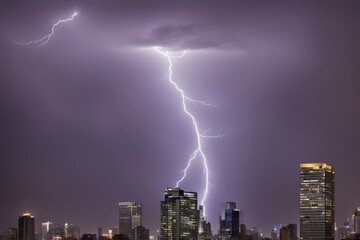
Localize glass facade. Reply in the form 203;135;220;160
300;163;335;240
160;188;199;240
119;202;143;239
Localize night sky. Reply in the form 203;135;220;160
1;1;360;237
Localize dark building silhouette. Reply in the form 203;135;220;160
160;187;199;240
19;213;35;240
132;226;149;240
240;224;247;240
82;234;97;240
219;202;240;239
112;234;130;240
2;228;18;240
300;163;335;240
279;224;297;240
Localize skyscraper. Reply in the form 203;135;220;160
119;202;142;239
219;202;240;239
41;222;53;240
19;213;35;240
300;163;335;240
160;187;199;240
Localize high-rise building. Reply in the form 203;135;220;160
279;224;297;240
19;213;35;240
64;223;80;240
119;202;143;239
160;187;199;240
353;208;360;234
219;202;240;239
132;226;149;240
240;224;247;240
199;205;212;240
300;163;335;240
42;222;53;240
271;227;278;240
338;221;351;240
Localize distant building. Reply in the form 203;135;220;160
354;208;360;234
64;223;80;240
300;163;335;240
112;235;129;240
160;187;199;240
279;224;297;240
338;221;352;240
98;228;103;240
271;227;278;240
19;213;35;240
199;205;212;240
240;224;247;240
82;234;96;240
247;227;262;240
132;226;149;240
49;225;64;240
2;228;18;240
219;202;240;239
119;202;142;239
41;222;53;240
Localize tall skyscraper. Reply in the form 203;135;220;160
219;202;240;239
300;163;335;240
119;202;143;239
160;187;199;240
41;222;53;240
19;213;35;240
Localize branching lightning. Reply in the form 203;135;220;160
14;11;78;49
155;47;223;216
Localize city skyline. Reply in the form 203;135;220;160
1;1;360;237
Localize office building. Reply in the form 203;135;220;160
219;202;240;239
19;213;35;240
300;163;335;240
41;222;53;240
279;224;297;240
160;187;199;240
119;202;142;239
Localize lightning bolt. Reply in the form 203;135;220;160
14;11;78;49
155;47;223;216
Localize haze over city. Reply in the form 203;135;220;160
1;1;360;238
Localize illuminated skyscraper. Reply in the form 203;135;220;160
160;187;199;240
119;202;142;240
219;202;240;239
300;163;335;240
19;213;35;240
41;222;53;240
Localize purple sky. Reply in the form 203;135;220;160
1;1;360;237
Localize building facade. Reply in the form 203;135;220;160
160;187;199;240
279;224;297;240
300;163;335;240
219;202;240;239
119;202;143;240
353;208;360;234
19;213;35;240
